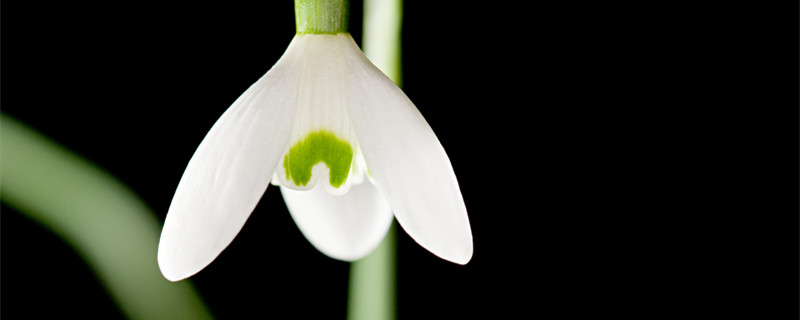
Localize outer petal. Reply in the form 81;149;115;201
158;37;305;281
339;34;473;264
280;181;393;261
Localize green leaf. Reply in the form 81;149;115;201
0;114;214;320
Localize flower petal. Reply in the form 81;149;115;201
158;36;305;281
340;34;473;264
280;181;393;261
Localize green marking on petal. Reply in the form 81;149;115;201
283;130;354;188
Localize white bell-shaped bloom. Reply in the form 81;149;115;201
158;33;472;282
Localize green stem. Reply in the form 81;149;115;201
295;0;349;34
347;0;403;320
362;0;403;85
347;224;396;320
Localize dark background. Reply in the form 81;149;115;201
2;1;797;319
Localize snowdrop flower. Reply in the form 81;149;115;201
158;0;472;281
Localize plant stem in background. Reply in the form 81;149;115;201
347;0;403;319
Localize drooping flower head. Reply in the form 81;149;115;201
158;0;472;281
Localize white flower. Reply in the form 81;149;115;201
157;33;472;281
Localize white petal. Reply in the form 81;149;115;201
158;36;306;281
340;34;473;264
280;181;393;261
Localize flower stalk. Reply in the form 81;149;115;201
295;0;349;34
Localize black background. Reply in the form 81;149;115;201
2;1;798;319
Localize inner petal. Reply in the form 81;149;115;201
270;34;366;195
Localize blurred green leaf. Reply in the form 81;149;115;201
0;114;214;320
